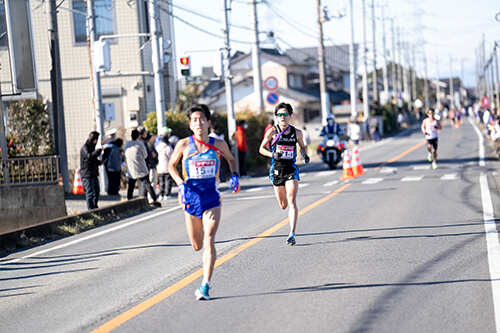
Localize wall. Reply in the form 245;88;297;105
0;185;66;235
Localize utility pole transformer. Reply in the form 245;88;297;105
148;0;167;134
223;0;239;165
317;0;331;123
250;0;264;113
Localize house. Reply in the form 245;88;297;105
198;45;357;126
0;0;176;170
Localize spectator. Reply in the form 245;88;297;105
124;129;160;207
102;128;116;194
370;119;381;142
235;120;249;177
349;118;361;145
155;127;172;148
80;131;103;210
209;125;227;182
157;134;178;200
106;138;123;196
488;118;500;142
146;132;159;199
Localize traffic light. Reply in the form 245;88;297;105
180;56;190;77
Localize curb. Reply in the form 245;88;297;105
0;198;150;255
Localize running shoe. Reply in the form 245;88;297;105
432;161;438;169
427;153;433;162
286;235;296;246
195;283;211;300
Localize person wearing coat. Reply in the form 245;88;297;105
106;138;123;196
80;131;103;210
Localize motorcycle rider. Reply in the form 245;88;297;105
320;114;343;137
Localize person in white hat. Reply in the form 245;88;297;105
102;128;117;194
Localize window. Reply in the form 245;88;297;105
72;0;115;44
0;3;7;49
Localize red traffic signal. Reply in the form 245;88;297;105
180;57;190;66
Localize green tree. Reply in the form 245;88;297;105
7;99;54;156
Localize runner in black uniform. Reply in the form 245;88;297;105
259;102;309;245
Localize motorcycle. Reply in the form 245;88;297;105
316;133;347;169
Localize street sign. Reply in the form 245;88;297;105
266;92;279;105
264;76;278;91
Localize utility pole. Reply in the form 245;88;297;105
318;0;331;123
397;27;403;95
436;55;441;110
402;41;409;104
361;0;369;120
423;53;429;108
250;0;264;113
495;43;499;108
483;34;487;96
371;0;377;103
46;0;70;193
391;19;396;100
148;0;166;134
449;54;454;108
349;0;357;118
411;45;416;108
222;0;238;164
86;0;106;194
381;7;388;103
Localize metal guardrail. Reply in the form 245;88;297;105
0;155;60;188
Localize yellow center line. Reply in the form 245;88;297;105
91;183;352;333
374;139;427;170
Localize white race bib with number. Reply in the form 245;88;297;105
189;159;216;179
276;145;294;159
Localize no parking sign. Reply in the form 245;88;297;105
266;92;279;105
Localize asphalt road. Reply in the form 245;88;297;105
2;117;500;333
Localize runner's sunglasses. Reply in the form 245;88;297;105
276;112;289;117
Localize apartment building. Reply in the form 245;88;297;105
0;0;176;170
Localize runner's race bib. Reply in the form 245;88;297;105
189;159;216;178
276;145;294;159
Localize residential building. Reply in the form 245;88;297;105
0;0;176;170
198;45;356;126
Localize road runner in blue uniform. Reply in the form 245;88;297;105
168;104;240;300
259;102;309;245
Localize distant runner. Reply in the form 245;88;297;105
421;108;442;169
168;104;240;301
259;102;309;245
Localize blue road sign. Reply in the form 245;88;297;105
266;92;279;105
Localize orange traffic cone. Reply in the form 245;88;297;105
340;150;355;180
352;146;365;177
73;169;85;195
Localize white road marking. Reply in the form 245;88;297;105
323;181;339;186
469;117;485;167
413;165;431;170
401;176;423;182
235;195;276;201
380;167;397;173
246;187;264;192
441;174;459;180
0;207;181;266
480;174;500;332
362;178;383;184
315;170;337;177
299;183;310;188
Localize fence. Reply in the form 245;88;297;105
0;155;60;188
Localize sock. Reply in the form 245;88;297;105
289;232;295;237
202;279;210;286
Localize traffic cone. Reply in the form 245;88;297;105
73;169;85;195
352;146;365;177
340;150;355;180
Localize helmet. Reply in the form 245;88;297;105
168;135;179;145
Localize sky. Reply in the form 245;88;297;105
170;0;500;88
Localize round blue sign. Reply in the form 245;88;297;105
266;92;279;105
